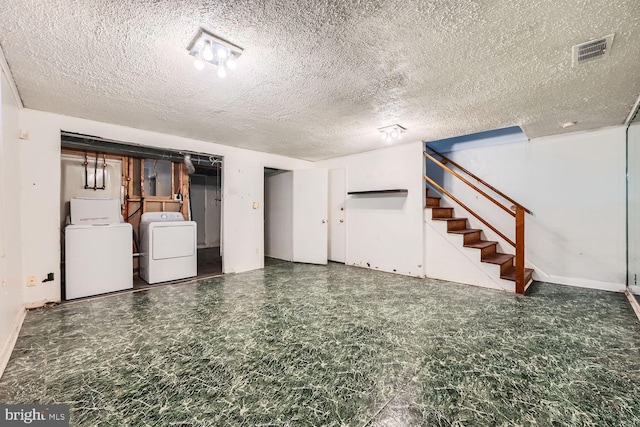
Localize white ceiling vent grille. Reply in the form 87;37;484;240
572;34;615;66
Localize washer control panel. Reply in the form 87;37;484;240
140;212;185;222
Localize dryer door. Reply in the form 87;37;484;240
152;224;196;259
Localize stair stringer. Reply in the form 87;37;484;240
424;210;516;292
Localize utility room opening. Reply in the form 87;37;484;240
189;162;223;277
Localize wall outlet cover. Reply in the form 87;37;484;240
27;275;38;287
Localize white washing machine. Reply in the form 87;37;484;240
65;198;133;300
139;212;197;284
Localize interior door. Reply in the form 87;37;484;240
328;168;346;263
293;168;328;264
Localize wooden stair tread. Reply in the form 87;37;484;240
464;240;498;249
448;228;482;235
432;217;467;222
431;207;454;219
425;196;441;208
482;253;514;264
500;267;534;281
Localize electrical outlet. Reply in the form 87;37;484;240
27;275;38;287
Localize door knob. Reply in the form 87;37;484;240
340;219;344;223
322;219;326;223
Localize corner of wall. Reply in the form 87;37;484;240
0;307;26;379
0;43;24;109
0;58;26;379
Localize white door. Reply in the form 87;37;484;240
328;168;346;263
292;169;328;264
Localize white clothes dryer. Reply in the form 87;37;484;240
139;212;197;284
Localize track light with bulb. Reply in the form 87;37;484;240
187;28;243;78
378;124;407;143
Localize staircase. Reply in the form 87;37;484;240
425;191;533;289
423;145;534;294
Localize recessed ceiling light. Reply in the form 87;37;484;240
561;121;577;128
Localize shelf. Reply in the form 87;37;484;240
347;189;408;195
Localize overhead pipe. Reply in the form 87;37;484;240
83;151;90;189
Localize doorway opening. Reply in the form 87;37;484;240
59;132;224;301
190;163;223;277
264;167;293;265
263;167;330;267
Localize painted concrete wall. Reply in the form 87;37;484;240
317;141;425;277
426;126;626;291
265;171;293;261
0;68;24;373
18;108;311;306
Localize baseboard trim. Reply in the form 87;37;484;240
348;262;425;279
625;289;640;321
24;301;55;309
544;275;624;293
0;306;26;379
629;285;640;295
528;262;625;293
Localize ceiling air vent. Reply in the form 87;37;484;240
572;34;614;66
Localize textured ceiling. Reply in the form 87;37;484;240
1;0;639;160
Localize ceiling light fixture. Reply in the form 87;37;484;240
193;58;205;70
378;124;406;142
561;121;577;128
187;28;243;78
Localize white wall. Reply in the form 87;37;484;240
317;141;425;277
265;171;293;261
0;67;25;375
18;108;311;306
427;126;626;291
190;175;207;245
204;175;222;247
628;121;640;293
190;174;221;248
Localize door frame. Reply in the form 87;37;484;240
328;167;347;263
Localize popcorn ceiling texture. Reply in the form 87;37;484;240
0;0;639;160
